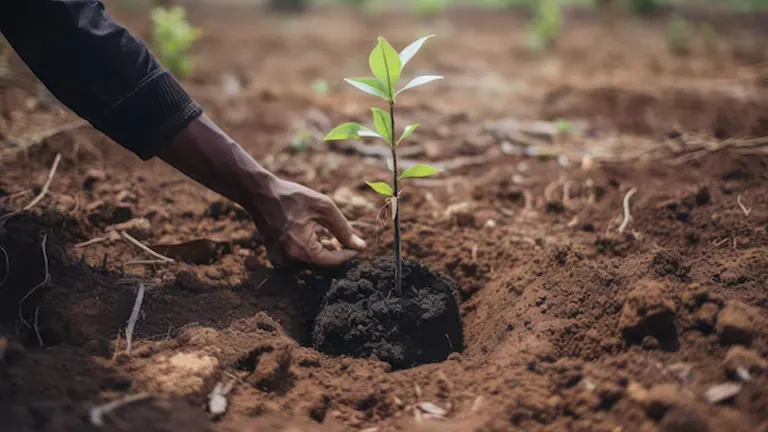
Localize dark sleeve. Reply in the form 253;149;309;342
0;0;202;160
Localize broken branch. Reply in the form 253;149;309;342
618;187;638;234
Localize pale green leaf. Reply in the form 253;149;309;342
358;126;383;139
344;77;388;100
400;164;440;179
365;181;393;196
396;75;443;96
371;108;392;144
324;122;363;141
368;36;401;100
399;35;435;69
397;124;420;146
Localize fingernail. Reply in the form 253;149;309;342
352;234;367;249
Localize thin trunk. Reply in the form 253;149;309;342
389;101;402;296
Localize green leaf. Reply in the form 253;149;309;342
368;36;402;100
324;122;364;141
365;181;393;196
396;75;443;96
399;35;435;69
343;77;388;100
358;126;383;139
371;108;392;144
397;124;420;146
400;164;440;179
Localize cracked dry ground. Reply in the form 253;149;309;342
2;5;768;432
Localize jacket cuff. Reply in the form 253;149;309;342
100;69;203;161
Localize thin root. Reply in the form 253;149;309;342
89;393;153;427
0;246;8;287
618;187;638;234
33;306;43;347
19;234;50;329
0;154;62;228
121;231;174;263
125;283;146;354
737;195;751;217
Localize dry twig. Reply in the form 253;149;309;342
0;154;62;228
123;259;173;267
737;195;751;217
618;188;638;234
120;231;174;263
1;121;88;160
19;234;50;329
89;393;153;427
125;283;146;354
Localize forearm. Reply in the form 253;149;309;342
157;115;278;222
0;0;201;159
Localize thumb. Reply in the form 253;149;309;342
320;200;367;251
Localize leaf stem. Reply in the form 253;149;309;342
389;101;402;296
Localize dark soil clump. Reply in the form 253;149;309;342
312;258;464;370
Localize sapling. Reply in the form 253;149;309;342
151;6;201;78
324;35;443;295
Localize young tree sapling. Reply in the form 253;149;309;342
324;35;443;295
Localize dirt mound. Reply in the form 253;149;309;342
312;258;464;370
542;85;768;138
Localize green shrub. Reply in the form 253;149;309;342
151;6;201;78
525;0;563;52
666;16;691;55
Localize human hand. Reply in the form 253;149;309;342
247;177;367;268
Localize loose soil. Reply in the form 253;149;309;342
1;3;768;432
312;258;464;370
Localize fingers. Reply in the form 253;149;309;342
310;246;360;268
318;198;367;251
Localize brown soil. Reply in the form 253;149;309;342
2;3;768;432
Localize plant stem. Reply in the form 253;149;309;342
389;101;402;296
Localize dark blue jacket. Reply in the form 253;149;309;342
0;0;202;160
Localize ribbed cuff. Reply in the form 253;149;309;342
100;69;203;161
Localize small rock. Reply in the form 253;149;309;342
716;301;760;346
704;382;742;404
694;302;720;332
644;383;687;421
642;335;660;350
619;280;677;344
627;381;648;402
659;406;710;432
723;346;767;379
110;218;152;240
417;402;447;417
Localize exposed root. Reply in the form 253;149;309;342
618;187;638;234
0;246;8;287
125;283;146;354
88;392;153;427
0;153;62;229
33;306;43;347
121;231;175;263
737;195;751;217
523;190;535;211
712;237;731;247
19;234;50;329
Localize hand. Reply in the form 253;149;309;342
247;177;367;268
158;114;366;268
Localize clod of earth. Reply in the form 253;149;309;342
619;280;679;350
312;258;464;370
716;301;762;346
